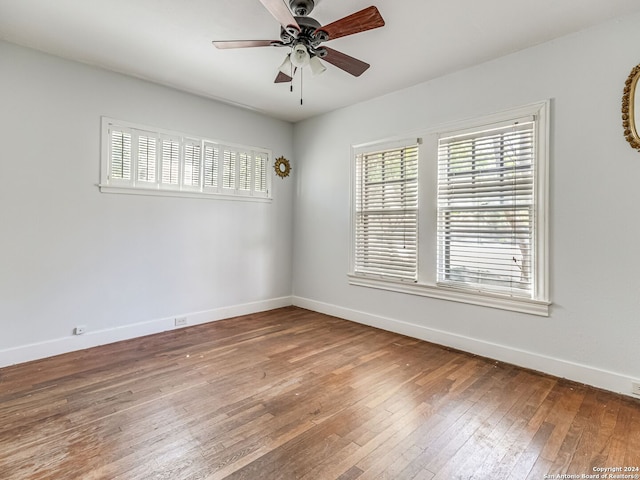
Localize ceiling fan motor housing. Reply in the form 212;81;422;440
280;15;327;56
289;0;315;16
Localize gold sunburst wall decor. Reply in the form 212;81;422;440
274;156;291;178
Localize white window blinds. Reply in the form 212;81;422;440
437;120;535;297
354;143;419;281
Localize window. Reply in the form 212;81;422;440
437;121;535;297
100;118;271;200
353;141;419;281
350;102;549;316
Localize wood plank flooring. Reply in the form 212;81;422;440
1;306;639;479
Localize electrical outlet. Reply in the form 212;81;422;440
632;382;640;396
174;317;188;327
73;326;86;335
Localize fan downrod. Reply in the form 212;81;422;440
289;0;315;16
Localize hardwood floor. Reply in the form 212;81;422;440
1;307;639;479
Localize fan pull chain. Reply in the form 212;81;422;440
300;67;303;105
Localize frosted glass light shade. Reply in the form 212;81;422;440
309;56;326;76
290;44;310;67
278;54;293;75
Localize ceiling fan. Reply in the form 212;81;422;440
212;0;385;84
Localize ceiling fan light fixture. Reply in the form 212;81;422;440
309;55;326;76
290;43;310;67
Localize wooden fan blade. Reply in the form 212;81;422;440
315;6;384;41
275;71;292;83
213;40;281;49
322;47;370;77
274;67;297;83
258;0;300;33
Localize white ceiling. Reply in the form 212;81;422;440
2;0;640;123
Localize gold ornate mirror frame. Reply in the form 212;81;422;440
622;63;640;151
274;156;291;178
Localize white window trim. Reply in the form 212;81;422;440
349;101;550;316
351;139;420;281
99;117;272;202
347;273;550;316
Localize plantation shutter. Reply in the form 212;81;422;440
109;130;131;181
437;119;535;297
183;141;202;188
254;153;268;194
354;143;419;280
137;134;157;183
160;138;180;186
102;118;271;199
203;143;219;190
223;149;236;190
238;152;251;192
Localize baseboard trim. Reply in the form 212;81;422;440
292;296;640;399
0;296;293;368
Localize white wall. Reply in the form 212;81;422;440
0;41;294;365
291;13;640;396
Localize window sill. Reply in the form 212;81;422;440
98;184;272;203
347;274;550;317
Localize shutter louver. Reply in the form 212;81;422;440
437;122;535;297
110;130;131;180
354;145;419;280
